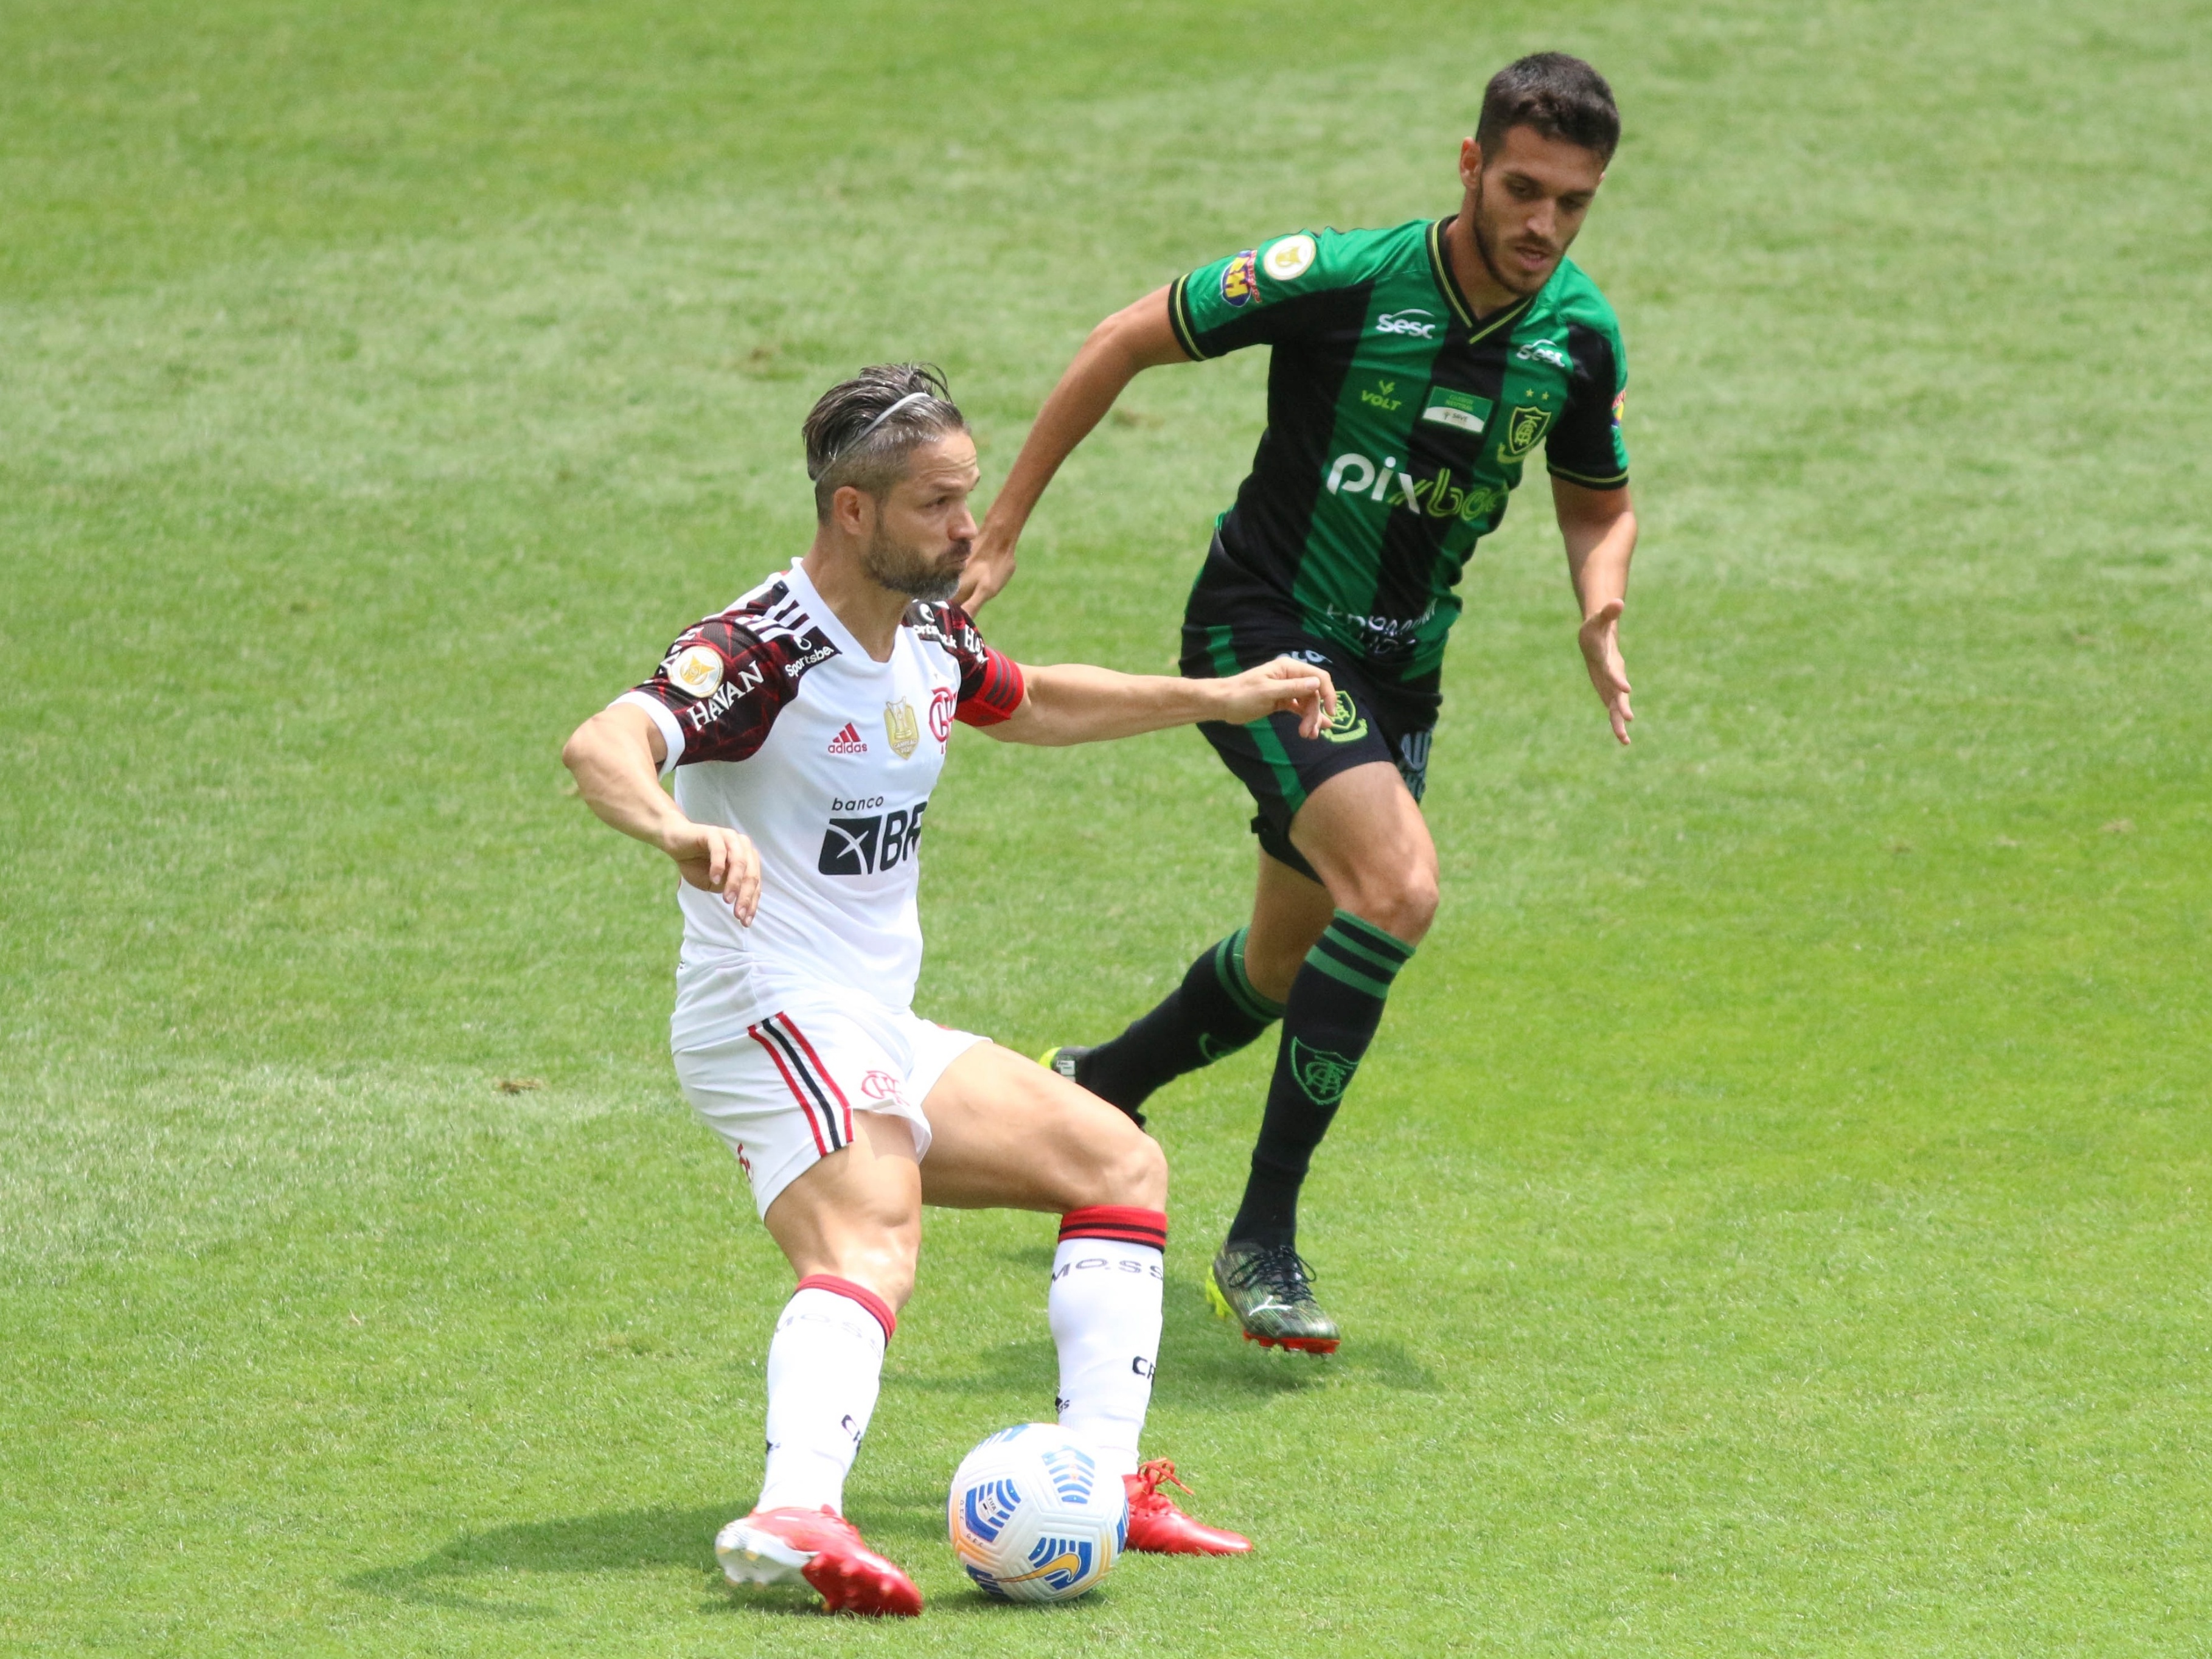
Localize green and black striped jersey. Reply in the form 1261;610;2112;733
1169;217;1629;680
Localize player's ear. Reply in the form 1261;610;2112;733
831;482;873;538
1459;136;1483;186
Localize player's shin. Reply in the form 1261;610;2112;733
1075;929;1285;1113
1229;911;1415;1248
756;1276;896;1514
1047;1206;1167;1480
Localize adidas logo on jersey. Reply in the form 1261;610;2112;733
827;722;868;755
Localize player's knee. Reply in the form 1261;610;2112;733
1343;867;1436;947
840;1225;920;1310
1092;1125;1168;1211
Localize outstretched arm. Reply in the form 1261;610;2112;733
1554;477;1638;746
984;657;1335;748
561;703;762;923
956;287;1191;611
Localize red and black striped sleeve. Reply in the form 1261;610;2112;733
618;616;802;767
913;603;1026;726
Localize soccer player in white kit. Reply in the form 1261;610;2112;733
562;364;1337;1616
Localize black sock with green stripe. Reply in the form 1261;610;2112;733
1227;911;1415;1250
1077;928;1287;1114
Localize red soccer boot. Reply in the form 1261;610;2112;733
1122;1459;1253;1555
715;1506;923;1616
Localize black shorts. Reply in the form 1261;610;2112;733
1181;541;1439;882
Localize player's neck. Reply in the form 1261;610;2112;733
1442;206;1525;320
799;541;907;663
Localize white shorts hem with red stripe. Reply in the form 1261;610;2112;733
673;997;987;1218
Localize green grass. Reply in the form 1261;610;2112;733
5;0;2210;1651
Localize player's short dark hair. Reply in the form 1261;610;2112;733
802;363;968;521
1476;53;1619;165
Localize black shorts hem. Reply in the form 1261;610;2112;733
1181;544;1439;872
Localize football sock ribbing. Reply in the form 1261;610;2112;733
755;1276;893;1515
1227;912;1416;1250
1049;1206;1166;1481
1077;930;1286;1113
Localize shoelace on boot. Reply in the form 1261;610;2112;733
1128;1457;1193;1503
1223;1243;1320;1303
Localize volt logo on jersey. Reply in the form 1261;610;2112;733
817;799;928;876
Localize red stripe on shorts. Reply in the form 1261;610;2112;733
749;1019;832;1157
777;1016;854;1148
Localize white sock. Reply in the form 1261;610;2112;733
1049;1207;1167;1481
755;1276;893;1515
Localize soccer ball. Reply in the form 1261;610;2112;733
947;1424;1127;1602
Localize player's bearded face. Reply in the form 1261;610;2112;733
1468;125;1605;297
861;436;979;603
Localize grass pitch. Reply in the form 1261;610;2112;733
5;1;2210;1653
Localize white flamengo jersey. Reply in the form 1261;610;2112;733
614;562;1025;1050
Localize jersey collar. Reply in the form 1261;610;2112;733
1427;216;1536;345
777;560;870;667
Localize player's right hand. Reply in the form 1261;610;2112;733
664;821;761;925
953;524;1017;613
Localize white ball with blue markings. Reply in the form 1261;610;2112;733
947;1424;1127;1602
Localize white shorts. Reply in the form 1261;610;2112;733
673;996;988;1218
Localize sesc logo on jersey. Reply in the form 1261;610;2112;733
818;799;928;877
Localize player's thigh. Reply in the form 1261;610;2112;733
1288;761;1439;944
675;1003;932;1301
917;1043;1167;1214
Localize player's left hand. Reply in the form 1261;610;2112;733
1578;599;1633;745
1216;656;1338;739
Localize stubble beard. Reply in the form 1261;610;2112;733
1470;173;1557;299
862;526;964;604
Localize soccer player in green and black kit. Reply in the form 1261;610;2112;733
957;55;1638;1354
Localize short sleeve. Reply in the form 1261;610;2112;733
909;603;1026;726
618;616;800;771
1544;321;1630;489
1169;229;1357;361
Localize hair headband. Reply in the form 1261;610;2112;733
834;390;933;462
